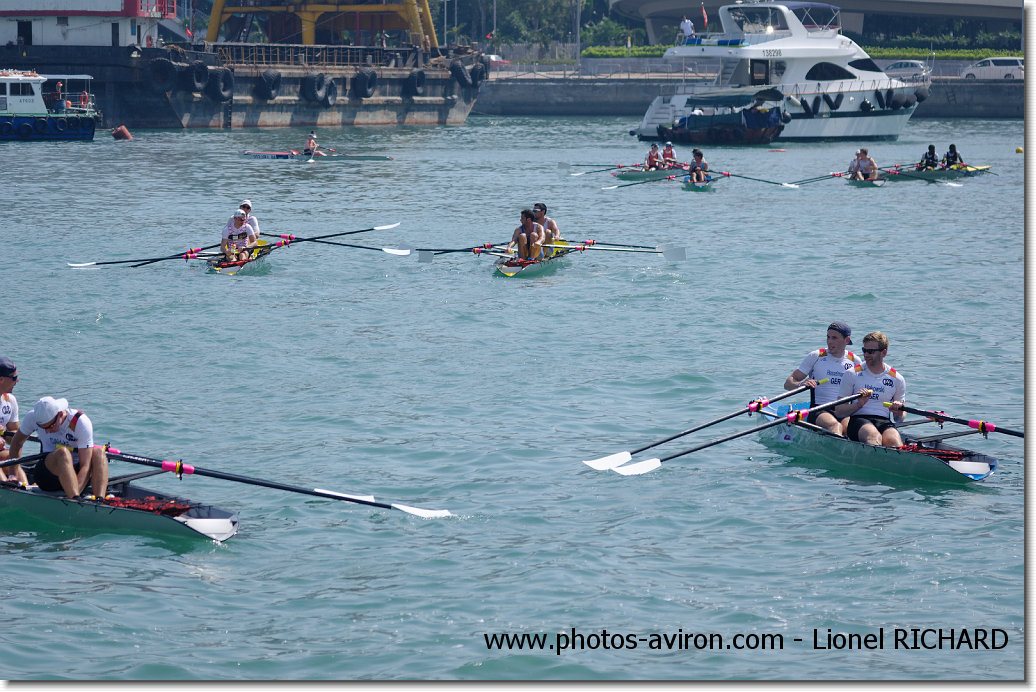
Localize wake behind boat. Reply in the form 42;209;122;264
758;402;998;484
632;2;929;143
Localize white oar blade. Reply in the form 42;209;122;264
661;245;686;262
382;246;412;256
601;185;619;190
374;222;401;231
582;451;632;470
67;262;97;267
781;183;800;189
312;488;377;502
418;250;435;263
613;458;662;476
391;503;452;518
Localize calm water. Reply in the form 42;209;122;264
0;115;1024;680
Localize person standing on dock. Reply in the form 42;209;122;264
506;209;545;260
8;396;109;500
688;148;709;181
834;331;906;448
0;358;27;486
783;322;862;436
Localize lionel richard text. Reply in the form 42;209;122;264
809;628;1008;650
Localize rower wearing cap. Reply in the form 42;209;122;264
0;357;27;486
661;141;678;168
8;396;109;500
532;203;561;251
222;208;258;261
304;130;318;156
784;321;863;435
835;331;906;447
237;200;259;237
645;143;664;171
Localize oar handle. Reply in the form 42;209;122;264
885;403;1023;438
0;451;45;470
659;393;859;463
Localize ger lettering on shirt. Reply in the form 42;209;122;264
21;407;95;455
0;392;18;434
838;363;906;418
796;348;863;405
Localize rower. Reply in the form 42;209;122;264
222;209;258;261
645;143;664;171
304;130;318;156
784;322;862;436
237;199;260;238
661;141;678;168
850;148;878;180
688;148;709;182
8;396;109;500
0;357;27;486
942;143;964;169
834;331;906;448
506;209;545;260
916;144;939;171
532;203;561;255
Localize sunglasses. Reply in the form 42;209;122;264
861;347;882;354
40;416;60;429
2;373;16;381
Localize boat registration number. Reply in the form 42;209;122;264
763;49;782;57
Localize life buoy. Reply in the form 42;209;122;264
301;72;326;102
33;118;48;134
450;59;472;88
146;35;153;48
321;78;337;107
352;68;377;99
0;121;12;137
17;122;32;138
79;91;88;106
404;69;425;97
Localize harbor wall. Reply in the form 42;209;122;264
473;77;1023;119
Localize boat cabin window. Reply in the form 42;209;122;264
727;7;790;34
8;82;34;96
848;58;883;73
750;59;770;85
791;5;840;31
805;62;856;81
0;83;6;96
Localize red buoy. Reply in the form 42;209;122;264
111;125;133;140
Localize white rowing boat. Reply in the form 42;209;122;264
0;474;239;542
758;403;997;484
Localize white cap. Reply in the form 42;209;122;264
239;199;252;208
234;209;247;218
34;396;67;426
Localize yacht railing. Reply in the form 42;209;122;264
661;75;931;99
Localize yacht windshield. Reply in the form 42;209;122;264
805;62;857;81
848;58;883;73
727;7;791;34
788;2;840;31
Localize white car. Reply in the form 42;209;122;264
960;57;1024;80
484;54;511;68
884;60;931;81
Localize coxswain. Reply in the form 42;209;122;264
0;357;26;486
661;141;678;168
834;331;906;448
916;144;939;171
688;148;709;182
645;143;664;171
222;209;258;261
942;143;964;169
506;209;545;260
8;396;109;500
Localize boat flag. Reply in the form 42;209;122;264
701;2;708;32
185;27;193;38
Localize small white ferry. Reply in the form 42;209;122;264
0;69;98;141
631;1;931;143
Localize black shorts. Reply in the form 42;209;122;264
806;408;835;425
846;415;897;442
31;453;79;492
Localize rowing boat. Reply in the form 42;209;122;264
0;476;239;542
882;165;991;182
494;238;574;277
845;177;886;188
207;239;272;275
757;403;997;484
241;150;393;161
611;165;688;181
682;177;718;192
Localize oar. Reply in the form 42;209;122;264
602;175;678;190
787;172;842;185
68;242;223;268
542;243;686;262
572;164;642;177
0;452;45;470
303;238;413;255
717;171;799;188
574;240;659;250
259;222;401;246
106;449;451;518
583;380;828;470
610;393;860;475
884;403;1023;438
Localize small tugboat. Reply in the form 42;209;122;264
0;69;98;141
